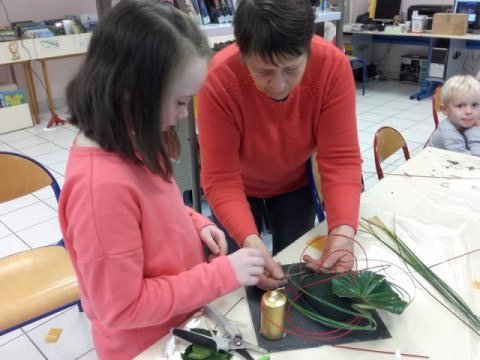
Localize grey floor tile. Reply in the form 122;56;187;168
0;329;23;347
0;234;30;258
0;202;57;233
27;308;94;360
16;218;63;248
0;195;39;216
0;221;12;238
0;334;46;360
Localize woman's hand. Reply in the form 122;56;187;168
199;225;227;261
303;225;355;273
243;234;285;290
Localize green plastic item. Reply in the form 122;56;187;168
180;328;234;360
188;344;215;359
180;333;233;360
257;355;271;360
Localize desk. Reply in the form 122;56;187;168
347;29;480;100
136;147;480;360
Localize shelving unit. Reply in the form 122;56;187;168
0;39;38;134
32;33;91;59
32;33;93;127
200;11;343;46
0;103;32;134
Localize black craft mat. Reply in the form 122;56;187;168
245;263;391;353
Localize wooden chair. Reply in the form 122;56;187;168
0;151;82;336
373;127;411;180
432;85;442;130
307;153;326;223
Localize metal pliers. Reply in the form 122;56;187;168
172;304;268;360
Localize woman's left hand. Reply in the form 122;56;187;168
303;225;355;273
199;225;227;261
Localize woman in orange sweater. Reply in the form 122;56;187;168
197;0;362;290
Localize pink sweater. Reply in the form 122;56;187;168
197;35;362;245
58;145;239;359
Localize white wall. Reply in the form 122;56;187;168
346;0;370;23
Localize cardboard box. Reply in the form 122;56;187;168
432;13;468;36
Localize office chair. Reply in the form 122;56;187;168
432;85;442;129
373;126;411;180
0;151;82;336
307;153;326;223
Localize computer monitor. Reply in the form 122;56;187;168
454;0;480;29
373;0;403;23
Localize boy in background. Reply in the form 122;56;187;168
428;75;480;156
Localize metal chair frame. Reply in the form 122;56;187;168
307;154;326;223
432;85;442;130
348;55;367;96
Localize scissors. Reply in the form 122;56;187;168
172;304;268;360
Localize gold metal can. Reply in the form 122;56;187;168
260;290;287;340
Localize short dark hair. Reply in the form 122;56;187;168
233;0;315;63
67;0;210;178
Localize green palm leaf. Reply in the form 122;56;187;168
332;272;409;315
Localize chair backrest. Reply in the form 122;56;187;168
432;86;442;130
0;151;60;203
0;151;82;335
373;126;411;180
307;153;326;223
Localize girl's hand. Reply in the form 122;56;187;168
227;247;265;287
199;225;227;260
243;234;285;290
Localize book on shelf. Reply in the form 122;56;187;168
0;29;18;42
11;21;46;38
0;83;18;93
44;20;67;36
23;28;55;39
0;89;28;108
184;0;202;25
197;0;211;25
204;0;227;24
224;0;235;17
62;19;86;34
219;0;233;22
74;13;99;32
